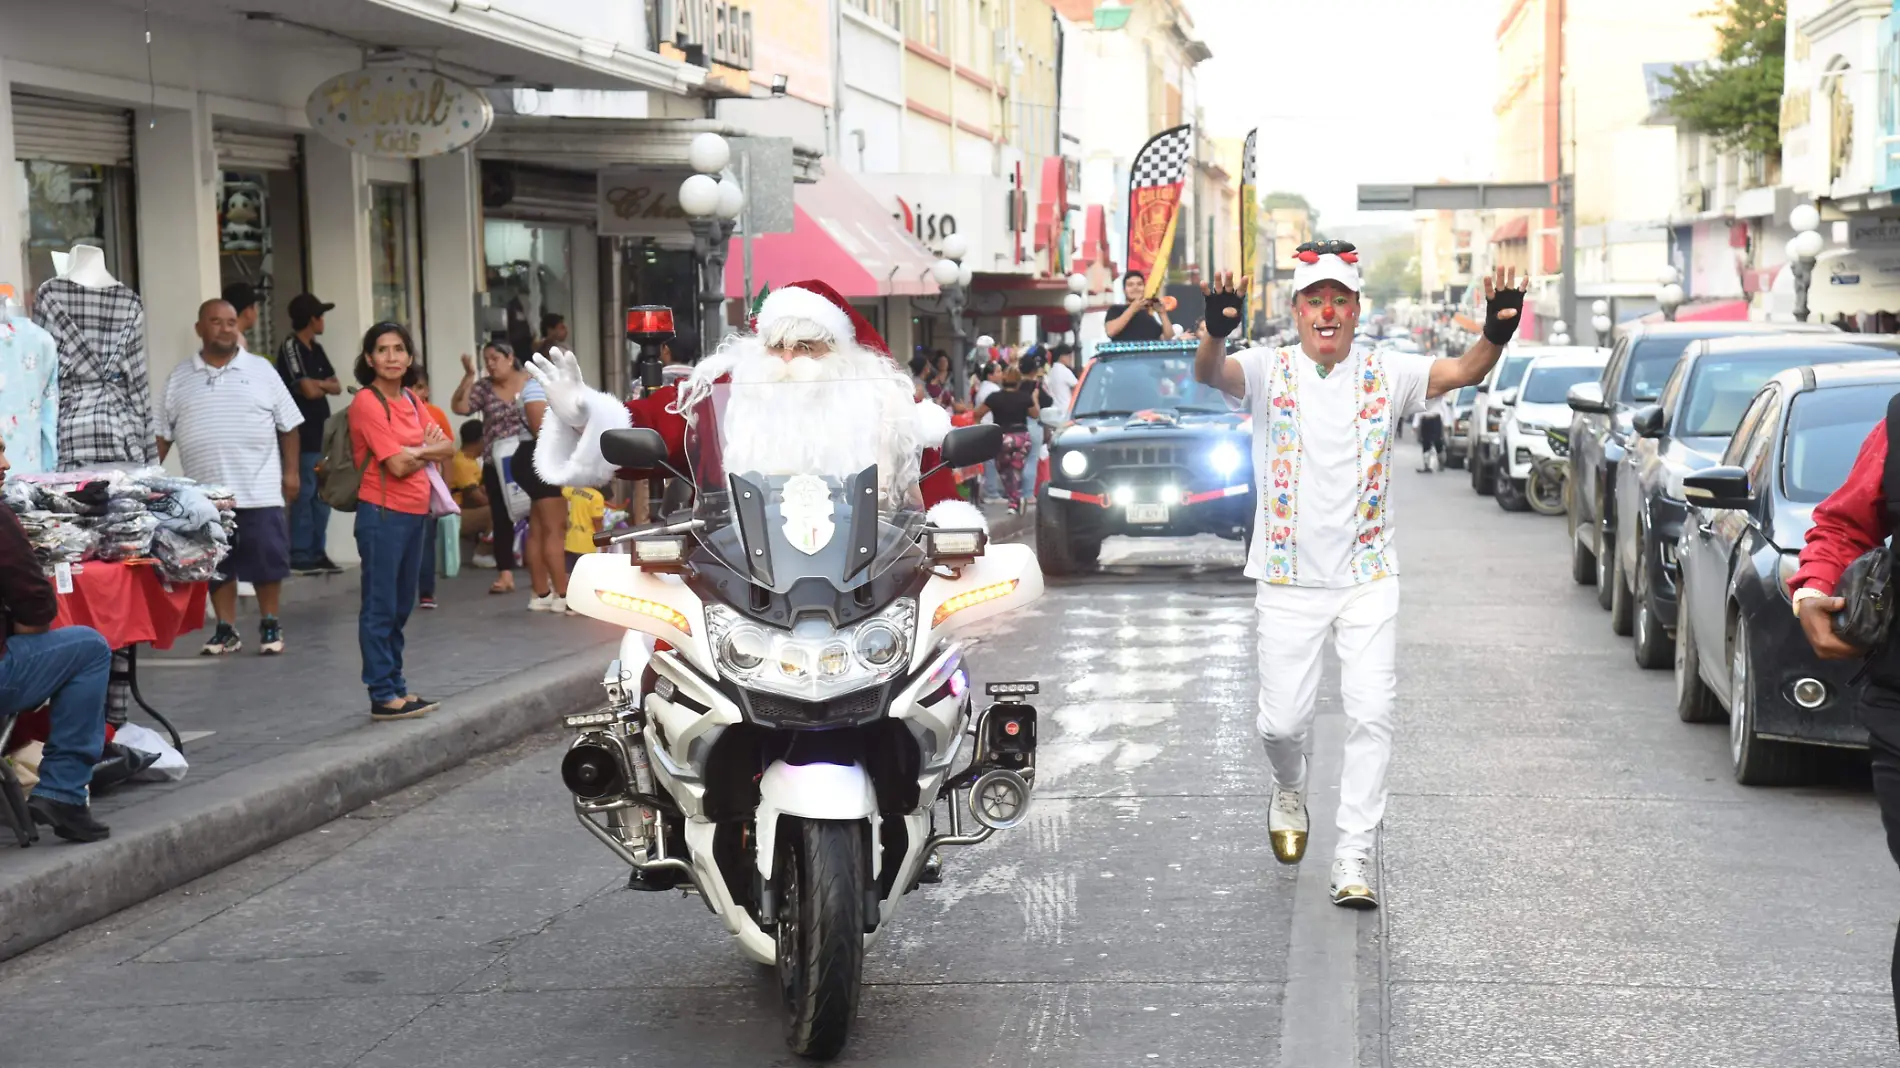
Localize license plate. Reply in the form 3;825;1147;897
1126;503;1170;525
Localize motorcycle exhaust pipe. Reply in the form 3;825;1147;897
561;739;628;801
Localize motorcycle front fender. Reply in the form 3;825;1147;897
753;760;881;883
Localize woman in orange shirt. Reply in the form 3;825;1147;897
350;323;455;720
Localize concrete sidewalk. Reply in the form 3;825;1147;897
0;503;1033;962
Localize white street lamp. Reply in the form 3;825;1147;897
714;177;745;220
975;334;994;348
1066;272;1088;295
1790;228;1826;261
1658;283;1685;313
1552;320;1568;336
1657;266;1681;287
688;131;731;175
678;173;721;218
931;258;961;288
958;264;975;288
1789;203;1822;235
1591;299;1609;317
941;233;969;263
1063;293;1084;315
1591;314;1612;336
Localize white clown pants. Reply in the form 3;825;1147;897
1254;577;1400;860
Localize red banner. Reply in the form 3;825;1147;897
1125;124;1192;281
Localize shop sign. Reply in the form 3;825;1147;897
892;196;960;248
305;68;493;159
1850;218;1900;250
658;0;754;71
597;167;695;236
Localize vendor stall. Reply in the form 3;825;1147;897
53;560;206;748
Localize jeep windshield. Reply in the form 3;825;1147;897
1071;352;1234;418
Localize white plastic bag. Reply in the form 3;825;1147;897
112;722;188;782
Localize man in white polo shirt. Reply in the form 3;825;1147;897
1194;244;1525;908
157;299;303;656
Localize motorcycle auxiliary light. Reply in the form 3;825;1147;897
924;528;988;560
630;535;688;568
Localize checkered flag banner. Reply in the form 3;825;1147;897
1126;124;1193;284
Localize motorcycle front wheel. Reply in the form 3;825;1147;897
777;818;866;1060
1526;462;1567;516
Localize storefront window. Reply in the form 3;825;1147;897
218;169;306;359
370;184;414;327
484;220;574;356
16;160;136;302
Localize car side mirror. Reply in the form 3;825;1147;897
1632;404;1666;439
1497;388;1518;406
939;423;1002;468
1680;465;1752;509
1567;381;1609;414
600;427;671;471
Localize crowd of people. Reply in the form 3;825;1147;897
908;340;1078;514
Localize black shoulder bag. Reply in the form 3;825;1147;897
1830;391;1900;650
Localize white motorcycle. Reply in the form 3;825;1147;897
558;396;1044;1060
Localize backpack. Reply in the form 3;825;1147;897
317;389;412;513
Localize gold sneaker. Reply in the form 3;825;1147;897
1268;783;1308;865
1330;856;1378;909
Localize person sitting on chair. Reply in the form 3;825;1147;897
0;439;112;842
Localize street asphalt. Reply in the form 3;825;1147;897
1;465;1895;1066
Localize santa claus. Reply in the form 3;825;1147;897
528;279;973;523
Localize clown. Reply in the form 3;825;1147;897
524;279;971;525
1194;242;1526;908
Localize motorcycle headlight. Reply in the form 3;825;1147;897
1209;442;1244;477
1059;450;1088;478
705;600;917;701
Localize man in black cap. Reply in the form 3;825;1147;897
222;282;260;354
278;294;343;575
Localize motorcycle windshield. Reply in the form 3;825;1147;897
676;380;928;593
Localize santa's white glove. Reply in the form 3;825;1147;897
526;347;591;429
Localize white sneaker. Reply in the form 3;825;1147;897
472;553;497;569
1330;856;1378;910
528;593;556;612
1268;782;1308;864
548;594;568;615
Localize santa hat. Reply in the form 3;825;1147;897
753;279;890;356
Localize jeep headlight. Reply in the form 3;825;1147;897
1209;441;1244;477
1059;450;1088;478
705;600;917;701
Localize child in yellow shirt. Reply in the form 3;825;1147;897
562;485;607;572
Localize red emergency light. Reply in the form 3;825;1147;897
625;306;675;341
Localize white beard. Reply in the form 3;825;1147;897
676;333;924;503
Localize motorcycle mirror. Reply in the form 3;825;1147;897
600;427;673;472
939;424;1003;468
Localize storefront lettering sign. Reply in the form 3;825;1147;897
892;197;958;250
1850;218;1900;250
661;0;754;71
598;167;696;236
305;68;493;159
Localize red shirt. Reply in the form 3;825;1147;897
1790;420;1888;597
350;388;432;515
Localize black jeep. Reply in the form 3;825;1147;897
1035;339;1254;574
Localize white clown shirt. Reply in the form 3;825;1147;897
1233;344;1435;588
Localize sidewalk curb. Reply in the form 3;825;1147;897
990;508;1034;543
0;645;612;963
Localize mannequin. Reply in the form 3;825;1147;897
57;244;120;289
0;283;61;474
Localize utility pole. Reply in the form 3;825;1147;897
1560;172;1577;340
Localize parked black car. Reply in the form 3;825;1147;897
1674;360;1900;784
1564;321;1835;617
1610;336;1898;668
1037;340;1253;574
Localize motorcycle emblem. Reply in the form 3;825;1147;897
780;475;836;555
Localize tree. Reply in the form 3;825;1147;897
1661;0;1786;159
1262;190;1319;231
1362;236;1422;308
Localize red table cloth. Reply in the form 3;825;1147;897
51;561;206;650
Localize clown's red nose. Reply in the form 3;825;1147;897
1321;306;1337;322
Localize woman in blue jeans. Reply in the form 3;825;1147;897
348;322;454;720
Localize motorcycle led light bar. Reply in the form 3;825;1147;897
596;589;694;635
925;529;986;559
562;710;619;729
933;579;1020;626
632;535;688;567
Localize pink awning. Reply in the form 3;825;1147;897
725;168;941;299
1675;299;1750;322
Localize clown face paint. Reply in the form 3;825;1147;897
1295;281;1360;363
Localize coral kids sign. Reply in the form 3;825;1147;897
305;68;494;159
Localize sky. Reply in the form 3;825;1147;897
1186;0;1500;228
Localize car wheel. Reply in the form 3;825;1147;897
1568;497;1596;585
1729;615;1813;786
1595;524;1616;610
1496;474;1530;512
1632;532;1674;669
1035;494;1082;577
1447;452;1465;470
1674;575;1723;723
1609;547;1634;637
1474;454;1496;495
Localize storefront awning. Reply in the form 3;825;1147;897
724;168;942;299
1491;216;1529;243
1673;299;1751;322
